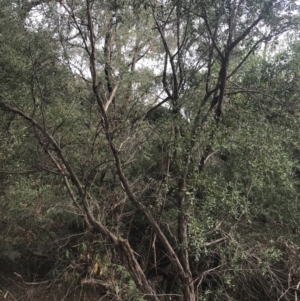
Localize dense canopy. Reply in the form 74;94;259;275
1;1;300;300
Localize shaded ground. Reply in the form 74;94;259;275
0;260;108;301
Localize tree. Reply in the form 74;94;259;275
1;0;300;300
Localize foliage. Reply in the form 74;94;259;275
1;0;300;301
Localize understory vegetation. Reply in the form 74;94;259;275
1;0;300;300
